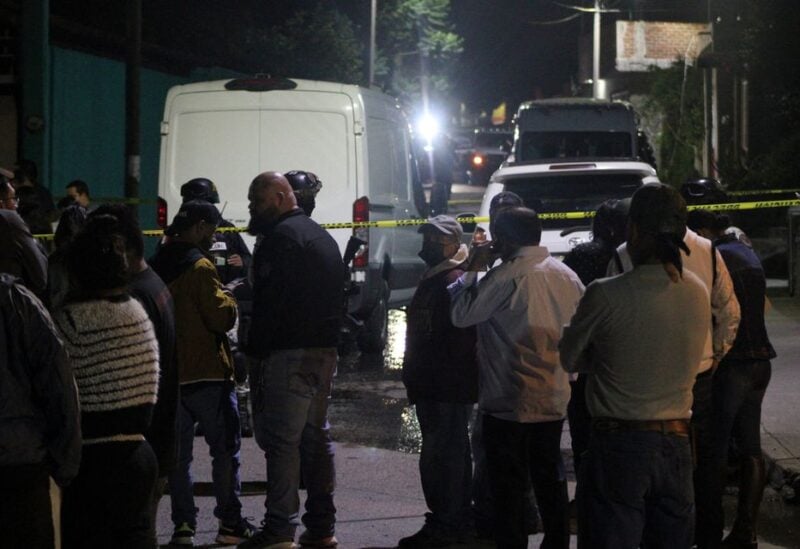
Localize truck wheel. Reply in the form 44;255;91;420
357;284;389;354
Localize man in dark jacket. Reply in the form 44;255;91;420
241;172;344;549
150;201;254;547
0;175;48;297
399;215;478;548
180;177;251;284
0;273;81;548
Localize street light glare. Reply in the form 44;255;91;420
416;113;440;143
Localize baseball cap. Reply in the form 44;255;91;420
181;178;220;204
418;215;463;240
165;200;221;237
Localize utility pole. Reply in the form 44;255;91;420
593;0;601;99
125;0;141;217
369;0;377;87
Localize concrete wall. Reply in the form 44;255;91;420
50;46;188;228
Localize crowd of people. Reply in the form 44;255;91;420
0;159;775;549
0;165;339;549
400;184;773;549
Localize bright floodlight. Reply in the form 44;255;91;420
416;112;440;143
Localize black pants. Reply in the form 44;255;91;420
0;462;54;549
692;373;718;549
483;414;569;549
62;440;158;549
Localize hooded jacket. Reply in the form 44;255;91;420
150;241;237;384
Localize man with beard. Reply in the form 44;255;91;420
241;172;344;549
150;200;254;547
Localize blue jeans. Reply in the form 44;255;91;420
415;400;473;533
169;382;243;527
251;348;337;538
577;430;694;549
483;415;568;549
692;373;718;548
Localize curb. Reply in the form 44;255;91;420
762;430;800;504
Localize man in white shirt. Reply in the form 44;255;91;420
451;207;583;549
561;183;710;548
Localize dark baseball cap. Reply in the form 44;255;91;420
165;200;221;237
418;215;463;240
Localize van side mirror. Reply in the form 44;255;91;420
457;213;477;234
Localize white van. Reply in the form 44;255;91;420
157;76;427;352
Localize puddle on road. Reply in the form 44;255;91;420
331;308;423;452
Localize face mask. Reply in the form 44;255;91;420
418;244;447;267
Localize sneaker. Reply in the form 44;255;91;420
170;522;195;546
217;518;257;545
298;530;338;548
398;525;458;548
236;526;296;549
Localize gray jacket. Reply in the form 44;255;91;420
0;274;81;485
0;209;48;297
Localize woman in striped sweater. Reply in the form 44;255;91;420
55;215;160;549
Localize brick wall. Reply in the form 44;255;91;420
616;21;711;72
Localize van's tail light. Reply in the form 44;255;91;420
157;197;168;229
472;154;485;167
352;196;369;269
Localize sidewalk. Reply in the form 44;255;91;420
761;295;800;499
155;295;799;548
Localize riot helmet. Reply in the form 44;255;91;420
284;170;322;216
180;178;220;204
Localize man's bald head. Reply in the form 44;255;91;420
248;171;299;235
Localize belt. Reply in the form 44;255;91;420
592;417;690;437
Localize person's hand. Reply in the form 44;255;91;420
466;241;495;271
472;228;487;245
224;278;245;295
228;254;244;267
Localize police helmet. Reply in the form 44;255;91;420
181;178;220;204
284;170;322;199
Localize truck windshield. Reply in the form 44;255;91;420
518;131;632;162
503;173;642;229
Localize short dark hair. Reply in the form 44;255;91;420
67;215;129;293
54;204;88;250
15;159;38;183
90;204;145;259
66;179;90;197
592;198;630;247
493;206;542;246
489;191;524;216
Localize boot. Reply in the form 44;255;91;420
721;456;766;549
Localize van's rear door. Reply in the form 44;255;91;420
258;90;356;254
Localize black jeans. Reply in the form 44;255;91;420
482;414;568;549
708;359;772;545
567;374;591;473
0;462;54;549
62;440;158;549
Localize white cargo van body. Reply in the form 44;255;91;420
158;78;425;351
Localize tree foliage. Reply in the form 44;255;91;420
253;3;364;84
375;0;463;110
643;63;704;186
735;0;800;186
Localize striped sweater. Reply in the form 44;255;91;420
55;295;159;444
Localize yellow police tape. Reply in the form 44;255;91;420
31;198;800;240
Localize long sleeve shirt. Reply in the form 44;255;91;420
608;228;740;372
0;210;48;297
450;246;584;423
560;265;710;420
